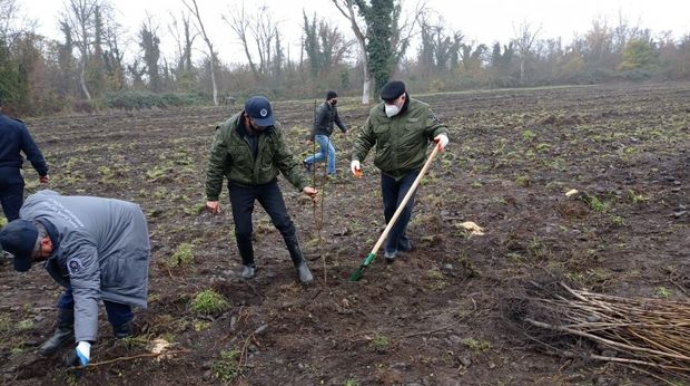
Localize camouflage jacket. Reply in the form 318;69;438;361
206;113;308;200
351;97;448;180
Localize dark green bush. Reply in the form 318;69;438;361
104;91;207;110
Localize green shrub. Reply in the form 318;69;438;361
369;333;391;353
190;290;230;315
104;91;207;110
168;243;194;267
213;349;241;382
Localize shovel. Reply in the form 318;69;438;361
349;143;441;281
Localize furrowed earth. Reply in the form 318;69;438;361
2;82;690;385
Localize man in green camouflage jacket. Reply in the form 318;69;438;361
351;81;449;262
206;96;318;283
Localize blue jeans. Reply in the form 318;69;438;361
57;289;133;327
304;135;336;175
381;171;418;255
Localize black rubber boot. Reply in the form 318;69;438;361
113;320;134;339
237;240;256;279
284;235;313;284
39;308;74;356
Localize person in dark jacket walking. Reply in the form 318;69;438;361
303;90;347;176
205;96;318;284
351;81;449;262
0;97;49;223
0;190;151;367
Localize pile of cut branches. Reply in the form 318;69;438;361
505;280;690;382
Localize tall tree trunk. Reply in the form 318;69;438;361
183;0;218;106
333;0;371;104
361;69;372;104
79;59;91;100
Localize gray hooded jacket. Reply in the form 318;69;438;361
20;190;150;342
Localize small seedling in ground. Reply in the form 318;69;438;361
522;129;536;141
656;286;672;299
213;349;241;382
515;175;531;187
369;333;390;353
118;336;148;349
190;289;230;315
609;215;625;226
462;338;491;352
167;243;194;267
16;319;34;331
589;196;608;213
194;321;211;332
344;379;358;386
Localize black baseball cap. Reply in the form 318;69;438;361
0;219;40;272
244;96;275;127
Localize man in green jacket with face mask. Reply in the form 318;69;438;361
351;81;449;262
206;96;318;283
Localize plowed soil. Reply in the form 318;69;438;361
2;82;690;385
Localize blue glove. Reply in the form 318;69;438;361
75;341;91;366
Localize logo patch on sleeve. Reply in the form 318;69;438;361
67;259;83;275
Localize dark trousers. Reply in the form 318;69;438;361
228;179;297;266
381;171;418;254
57;289;133;327
0;167;24;222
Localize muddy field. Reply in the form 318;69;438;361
2;82;690;385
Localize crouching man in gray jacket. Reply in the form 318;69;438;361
0;190;150;367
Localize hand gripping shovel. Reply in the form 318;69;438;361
349;143;441;281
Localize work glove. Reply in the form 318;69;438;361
434;134;449;152
350;160;361;177
64;341;91;367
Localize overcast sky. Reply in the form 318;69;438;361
20;0;690;65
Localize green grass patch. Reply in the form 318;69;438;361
168;243;194;267
190;289;230;315
213;349;241;382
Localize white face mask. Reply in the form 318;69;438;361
384;104;401;118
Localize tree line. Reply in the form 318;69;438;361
1;0;689;116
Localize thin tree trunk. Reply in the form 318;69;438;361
361;60;372;104
333;0;372;104
183;0;218;106
79;58;91;100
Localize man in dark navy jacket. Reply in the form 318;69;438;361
0;96;49;223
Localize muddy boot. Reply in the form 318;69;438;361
39;308;74;356
113;320;134;339
237;240;256;279
284;235;313;284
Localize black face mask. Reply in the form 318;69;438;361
330;100;338;106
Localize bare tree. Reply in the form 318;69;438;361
223;3;281;82
332;0;423;103
168;11;197;75
61;0;102;100
139;15;161;92
182;0;218;105
418;12;463;75
102;9;125;90
0;0;19;40
332;0;372;103
513;20;542;84
612;9;642;54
